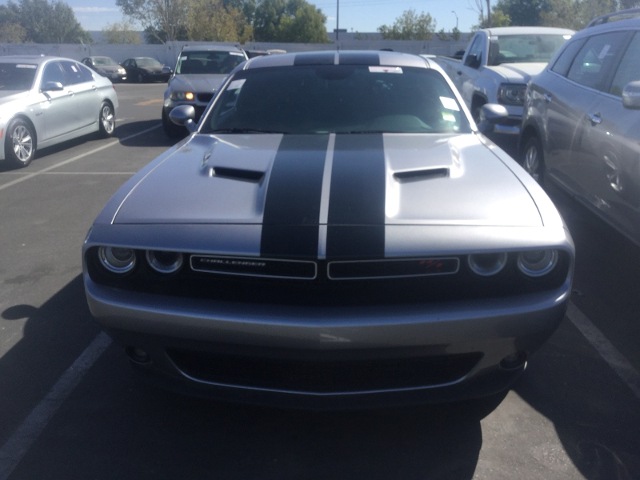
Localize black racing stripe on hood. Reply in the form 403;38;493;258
326;134;386;259
293;52;336;66
260;135;329;258
338;52;381;65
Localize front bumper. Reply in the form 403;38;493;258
85;275;571;407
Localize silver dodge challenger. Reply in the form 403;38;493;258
83;51;574;408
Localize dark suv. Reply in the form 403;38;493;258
520;9;640;246
162;45;247;137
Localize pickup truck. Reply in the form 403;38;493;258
434;26;574;139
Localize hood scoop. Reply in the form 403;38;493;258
205;165;265;182
393;167;449;181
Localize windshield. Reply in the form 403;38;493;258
94;57;117;66
0;63;37;91
489;34;571;65
176;51;246;75
202;65;469;135
137;58;162;67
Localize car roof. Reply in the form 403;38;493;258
180;44;244;53
0;55;76;65
587;8;640;27
483;26;575;36
582;14;640;34
242;50;430;70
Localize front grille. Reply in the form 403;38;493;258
168;347;482;393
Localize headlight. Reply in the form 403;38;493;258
146;250;184;274
170;91;195;101
517;250;558;277
468;252;508;276
118;68;126;74
497;83;527;106
98;247;136;274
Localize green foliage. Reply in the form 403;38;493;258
117;0;190;43
187;0;253;42
378;9;436;40
253;0;328;42
0;0;91;43
489;0;640;29
102;21;141;44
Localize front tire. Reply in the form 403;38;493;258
98;102;116;138
5;118;35;169
522;135;545;184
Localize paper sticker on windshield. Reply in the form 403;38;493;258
369;66;403;74
228;79;246;90
440;96;460;111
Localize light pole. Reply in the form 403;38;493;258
452;10;458;30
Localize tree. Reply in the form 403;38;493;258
117;0;189;43
102;21;141;43
378;9;436;40
186;0;252;42
0;0;91;43
253;0;327;42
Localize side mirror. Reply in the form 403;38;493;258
464;53;481;69
622;81;640;109
42;81;64;92
169;105;197;133
477;104;509;134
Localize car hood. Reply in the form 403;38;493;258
95;65;122;73
169;74;228;92
110;133;542;229
490;62;547;82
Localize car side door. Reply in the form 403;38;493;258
579;31;640;242
544;31;629;198
60;60;102;130
38;60;78;141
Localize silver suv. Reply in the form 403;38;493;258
162;45;247;137
520;9;640;246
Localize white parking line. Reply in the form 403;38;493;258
567;302;640;401
0;332;112;480
0;123;160;193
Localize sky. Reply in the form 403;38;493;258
69;0;481;33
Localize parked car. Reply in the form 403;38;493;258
121;57;171;83
84;51;574;408
162;44;247;137
520;9;640;246
81;56;127;83
0;55;118;169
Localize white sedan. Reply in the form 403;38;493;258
0;55;118;169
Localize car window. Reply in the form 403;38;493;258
492;34;570;65
464;35;484;67
60;60;94;85
566;31;628;92
0;62;37;90
41;61;66;86
610;32;640;96
203;65;469;135
550;38;586;76
176;51;245;75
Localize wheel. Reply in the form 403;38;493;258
4;118;35;168
522;135;545;184
98;102;116;138
162;109;185;138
